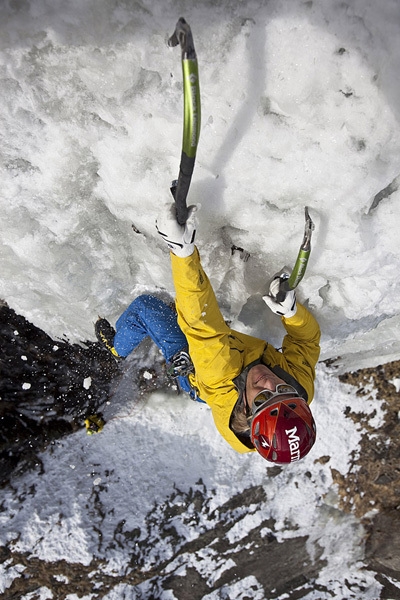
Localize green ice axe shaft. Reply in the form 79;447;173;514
276;207;315;303
168;18;201;225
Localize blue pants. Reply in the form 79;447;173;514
114;295;202;401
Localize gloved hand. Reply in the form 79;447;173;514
263;273;297;318
156;203;197;258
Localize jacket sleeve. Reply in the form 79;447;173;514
280;303;321;404
170;247;236;388
170;247;259;454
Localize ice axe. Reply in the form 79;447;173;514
274;207;315;303
168;17;201;225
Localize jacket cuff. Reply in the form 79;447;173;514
282;302;308;326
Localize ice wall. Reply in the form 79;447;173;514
1;0;399;371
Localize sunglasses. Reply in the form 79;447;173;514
250;384;300;417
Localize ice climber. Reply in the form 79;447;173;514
95;204;321;464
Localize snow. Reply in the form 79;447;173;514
391;377;400;393
1;0;399;597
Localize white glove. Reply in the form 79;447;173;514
263;273;297;318
156;203;197;258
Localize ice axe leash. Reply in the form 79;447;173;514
168;17;201;225
275;207;315;303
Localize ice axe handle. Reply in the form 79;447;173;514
170;179;189;225
275;277;291;304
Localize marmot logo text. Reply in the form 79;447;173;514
285;426;301;462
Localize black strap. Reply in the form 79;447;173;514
269;365;308;403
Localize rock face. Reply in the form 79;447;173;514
366;510;400;598
0;303;120;486
335;362;400;598
337;362;400;518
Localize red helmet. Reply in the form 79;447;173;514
251;392;316;464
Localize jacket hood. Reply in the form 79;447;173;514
233;358;309;405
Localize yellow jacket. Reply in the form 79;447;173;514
171;248;321;454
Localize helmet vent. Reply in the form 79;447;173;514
288;403;297;409
270;408;279;417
